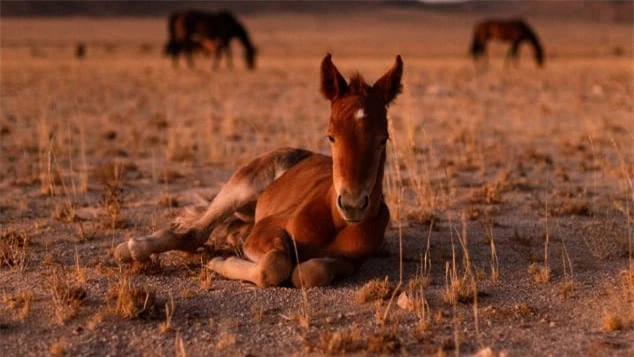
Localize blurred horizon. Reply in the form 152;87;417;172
0;0;631;23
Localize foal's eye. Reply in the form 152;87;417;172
379;137;389;146
327;135;335;143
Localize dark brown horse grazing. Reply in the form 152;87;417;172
165;10;257;70
114;54;403;288
471;18;544;68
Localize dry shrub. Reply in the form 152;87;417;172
158;169;184;183
312;328;401;355
157;190;178;208
558;280;576;299
216;333;237;350
2;291;35;320
469;182;504;205
356;277;398;304
0;230;30;270
52;200;77;222
101;181;125;229
106;276;162;320
442;276;476;305
314;328;365;354
92;160;132;185
87;310;106;331
366;330;402;353
602;314;623;332
129;256;163;276
528;263;551;284
48;268;87;324
601;267;634;331
50;340;68;357
552;200;592;217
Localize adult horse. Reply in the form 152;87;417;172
165;10;257;70
470;18;544;68
115;54;403;288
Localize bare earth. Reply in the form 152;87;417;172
1;6;633;357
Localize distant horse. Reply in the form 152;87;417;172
115;54;403;288
470;18;544;68
165;10;257;70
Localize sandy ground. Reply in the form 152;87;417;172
1;7;633;357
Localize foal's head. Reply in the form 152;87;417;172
320;54;403;222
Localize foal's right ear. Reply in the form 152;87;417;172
320;53;349;100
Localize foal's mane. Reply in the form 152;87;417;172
348;72;371;96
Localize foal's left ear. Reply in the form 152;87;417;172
321;53;349;100
373;55;403;105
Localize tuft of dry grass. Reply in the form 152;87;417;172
157;189;178;208
49;340;68;357
158;293;175;334
101;181;126;229
2;290;35;320
528;263;551;284
105;276;161;320
558;280;576;299
216;333;237;350
314;328;365;354
311;327;402;355
602;314;623;332
52;199;77;223
0;230;30;271
87;310;106;331
356;277;398;304
48;268;87;324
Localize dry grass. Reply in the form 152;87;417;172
356;277;399;304
0;5;633;355
48;267;87;324
49;340;68;357
105;275;161;320
0;229;30;271
2;290;35;321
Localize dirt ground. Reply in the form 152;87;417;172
1;5;633;357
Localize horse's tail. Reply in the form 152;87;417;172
523;23;545;67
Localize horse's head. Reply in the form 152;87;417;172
321;54;403;222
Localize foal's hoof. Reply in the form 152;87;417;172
114;241;135;263
206;257;225;272
114;238;151;263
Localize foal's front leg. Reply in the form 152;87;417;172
291;257;355;288
207;225;293;287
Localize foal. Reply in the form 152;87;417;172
115;54;403;287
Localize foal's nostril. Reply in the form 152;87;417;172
337;195;344;210
360;195;369;210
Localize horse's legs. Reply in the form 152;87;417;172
183;40;195;69
506;40;521;68
225;46;233;70
213;45;224;70
291;258;355;288
208;226;293;287
114;148;312;263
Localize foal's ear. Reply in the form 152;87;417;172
373;55;403;105
321;53;349;100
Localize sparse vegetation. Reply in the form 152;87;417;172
0;4;632;355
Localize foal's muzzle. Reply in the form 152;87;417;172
337;193;370;222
